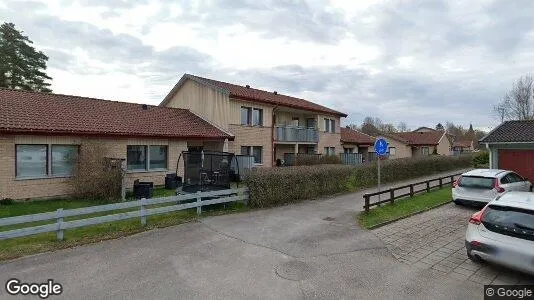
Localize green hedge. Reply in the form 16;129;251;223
244;155;472;207
473;151;489;168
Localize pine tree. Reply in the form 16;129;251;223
0;22;52;92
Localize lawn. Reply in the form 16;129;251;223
0;186;248;261
358;188;452;229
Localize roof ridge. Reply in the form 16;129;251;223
0;87;187;111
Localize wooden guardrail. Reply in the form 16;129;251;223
0;188;248;241
363;174;462;212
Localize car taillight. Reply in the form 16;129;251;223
493;178;505;193
452;176;462;188
469;205;488;225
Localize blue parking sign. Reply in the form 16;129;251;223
374;138;388;156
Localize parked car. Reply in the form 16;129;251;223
465;192;534;275
452;169;532;206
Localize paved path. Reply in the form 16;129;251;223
374;203;534;285
0;170;494;299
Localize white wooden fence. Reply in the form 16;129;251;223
0;188;249;241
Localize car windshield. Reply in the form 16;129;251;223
459;176;494;189
482;205;534;241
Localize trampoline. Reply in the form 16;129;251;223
176;151;238;193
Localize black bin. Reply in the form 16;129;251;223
164;173;182;190
133;180;153;199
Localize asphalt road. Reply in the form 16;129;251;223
0;170;484;299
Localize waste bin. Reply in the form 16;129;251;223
165;173;182;190
133;180;153;199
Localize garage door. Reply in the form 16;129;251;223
499;149;534;180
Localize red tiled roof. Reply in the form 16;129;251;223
0;88;233;140
340;127;375;145
453;140;473;148
388;131;445;146
161;74;347;117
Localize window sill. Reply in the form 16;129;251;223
239;124;265;128
126;169;168;174
15;175;72;181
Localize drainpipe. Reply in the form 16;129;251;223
272;106;279;167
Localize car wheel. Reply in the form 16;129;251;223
467;250;482;263
453;199;461;206
530;185;533;192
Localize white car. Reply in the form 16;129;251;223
452;169;532;206
465;192;534;275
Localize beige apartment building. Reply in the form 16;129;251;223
160;74;347;167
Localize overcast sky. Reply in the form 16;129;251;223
2;0;533;131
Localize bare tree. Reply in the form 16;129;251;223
397;122;408;132
493;75;534;121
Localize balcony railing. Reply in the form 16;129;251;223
275;125;319;143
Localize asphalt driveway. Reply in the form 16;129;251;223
0;170;496;299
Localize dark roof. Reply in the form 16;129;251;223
340;127;375;145
0;88;233;140
388;131;445;146
161;74;347;117
480;120;534;143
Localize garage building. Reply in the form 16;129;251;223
480;120;534;180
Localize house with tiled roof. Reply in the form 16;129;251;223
0;88;233;200
382;130;453;159
340;127;375;161
160;74;347;166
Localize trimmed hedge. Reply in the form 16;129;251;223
244;155;472;207
473;151;489;168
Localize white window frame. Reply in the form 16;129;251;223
388;147;396;156
15;144;79;180
241;146;263;164
127;145;169;172
241;106;263;126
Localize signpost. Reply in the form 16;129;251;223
374;138;388;204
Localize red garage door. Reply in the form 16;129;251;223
499;149;534;180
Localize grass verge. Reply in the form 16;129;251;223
0;187;248;262
358;188;452;229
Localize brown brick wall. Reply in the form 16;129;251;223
228;125;273;167
0;134;215;200
317;132;342;154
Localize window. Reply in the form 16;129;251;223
241;106;263;126
344;148;354;153
459;176;495;189
149;146;168;169
127;146;147;170
51;145;78;176
388;147;396;156
16;144;78;178
16;145;47;178
324;147;336;156
421;147;429;155
252;108;263;126
240;107;251;125
241;146;262;164
324;118;335;133
127;145;168;171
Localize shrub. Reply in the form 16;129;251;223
472;151;489;168
70;140;124;200
0;198;14;205
244;155;472;207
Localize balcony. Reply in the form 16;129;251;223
275;125;319;143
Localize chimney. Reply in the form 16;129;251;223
273;91;278;95
141;104;148;110
246;85;250;88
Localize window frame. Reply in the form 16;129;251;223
252;108;263;126
241;146;262;164
421;146;429;156
127;145;169;172
240;106;252;125
330;119;335;133
324;118;330;132
388;147;396;156
15;144;79;180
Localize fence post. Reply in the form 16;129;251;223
450;175;454;186
410;184;414;197
140;198;147;226
363;194;370;212
196;191;202;215
56;208;64;241
390;189;394;204
426;181;430;193
439;178;443;188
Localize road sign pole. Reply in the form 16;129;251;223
377;156;381;205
